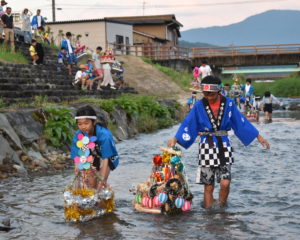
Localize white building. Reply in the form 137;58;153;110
47;18;133;52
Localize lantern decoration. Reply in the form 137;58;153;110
153;195;161;207
135;194;142;204
142;196;150;207
182;201;191;211
175;197;185;208
147;198;154;208
158;192;168;204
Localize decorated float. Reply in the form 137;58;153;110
63;134;115;222
131;147;193;214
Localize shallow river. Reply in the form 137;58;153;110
1;111;300;240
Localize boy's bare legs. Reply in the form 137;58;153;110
67;64;72;75
203;184;214;208
219;179;230;207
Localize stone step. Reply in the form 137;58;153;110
0;83;72;91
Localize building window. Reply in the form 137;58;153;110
116;35;124;50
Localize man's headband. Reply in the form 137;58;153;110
75;116;97;120
200;84;221;92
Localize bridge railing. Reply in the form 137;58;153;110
192;44;300;57
110;43;190;60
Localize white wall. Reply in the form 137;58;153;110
106;21;133;48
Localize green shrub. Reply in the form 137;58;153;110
0;46;28;64
43;107;76;148
137;114;159;133
0;98;5;109
99;100;115;113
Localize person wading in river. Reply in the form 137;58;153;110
167;76;270;208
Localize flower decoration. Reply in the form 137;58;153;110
153;155;162;166
74;134;97;170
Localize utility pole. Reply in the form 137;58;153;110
142;1;146;16
52;0;56;22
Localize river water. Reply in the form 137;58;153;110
1;111;300;240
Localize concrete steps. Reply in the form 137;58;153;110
0;41;138;104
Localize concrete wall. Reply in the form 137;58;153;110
106;21;133;47
48;21;106;51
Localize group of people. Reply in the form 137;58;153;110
1;0;47;53
223;77;281;122
186;66;282;122
191;60;212;89
73;46;124;90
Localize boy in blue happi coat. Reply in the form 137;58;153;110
168;76;270;208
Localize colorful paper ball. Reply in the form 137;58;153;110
153;155;163;166
171;155;180;165
153;195;161;207
74;156;80;164
158;192;167;204
175;197;185;208
135;194;142;204
142;196;149;207
76;141;84;148
77;163;84;170
82;136;89;144
87;142;96;149
87;155;93;163
80;156;87;163
89;136;97;142
182;201;191;211
83;162;90;169
77;133;84;140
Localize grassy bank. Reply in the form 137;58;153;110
221;75;300;97
142;57;191;90
0;46;28;64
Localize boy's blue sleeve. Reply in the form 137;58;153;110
97;128;118;159
175;102;201;149
230;102;259;146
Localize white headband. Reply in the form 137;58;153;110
75;116;97;120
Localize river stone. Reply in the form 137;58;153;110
5;112;43;144
0;114;23;150
13;164;28;176
111;107;130;140
0;135;23;166
93;107;110;128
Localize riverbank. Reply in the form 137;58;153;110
0;94;185;179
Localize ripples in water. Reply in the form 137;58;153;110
1;113;300;239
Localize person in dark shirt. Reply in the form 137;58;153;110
1;6;14;52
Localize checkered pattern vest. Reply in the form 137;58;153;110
198;96;234;167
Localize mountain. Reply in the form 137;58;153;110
178;40;215;47
181;10;300;46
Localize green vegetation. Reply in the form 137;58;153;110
0;46;28;64
43;107;76;148
76;94;180;133
221;74;300;97
141;57;191;89
0;98;5;109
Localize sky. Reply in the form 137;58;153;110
7;0;300;30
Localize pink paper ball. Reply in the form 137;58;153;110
182;200;191;211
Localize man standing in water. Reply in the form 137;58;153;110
168;76;270;208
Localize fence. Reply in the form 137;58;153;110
192;44;300;58
110;43;190;60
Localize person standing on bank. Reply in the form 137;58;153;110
31;9;46;33
1;6;14;52
167;76;270;208
21;8;32;43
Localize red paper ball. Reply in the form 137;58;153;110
153;155;163;166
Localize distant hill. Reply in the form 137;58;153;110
181;10;300;46
178;40;215;47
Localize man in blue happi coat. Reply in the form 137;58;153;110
168;76;270;208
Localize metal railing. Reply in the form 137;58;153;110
110;43;300;60
192;44;300;58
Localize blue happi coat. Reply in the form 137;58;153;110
71;124;119;170
175;96;258;167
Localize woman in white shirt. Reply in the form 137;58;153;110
21;8;32;43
